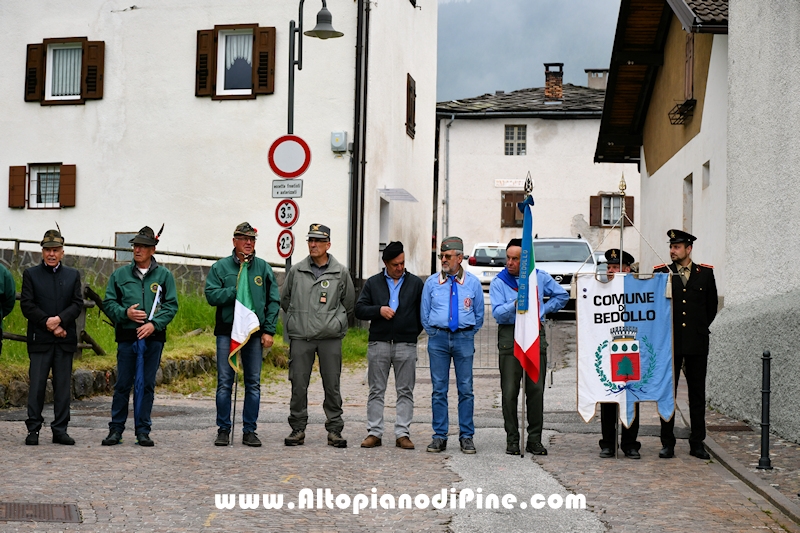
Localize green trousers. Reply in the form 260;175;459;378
498;323;547;445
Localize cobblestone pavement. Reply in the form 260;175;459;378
1;319;800;531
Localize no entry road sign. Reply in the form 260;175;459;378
268;135;311;178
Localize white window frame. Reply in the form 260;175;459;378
504;125;526;156
601;195;623;226
44;42;82;101
216;29;253;97
28;165;61;209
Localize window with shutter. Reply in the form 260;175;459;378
501;191;525;228
685;33;694;101
25;38;105;105
59;165;76;207
196;25;276;100
406;74;416;139
589;195;634;227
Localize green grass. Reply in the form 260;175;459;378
1;269;367;395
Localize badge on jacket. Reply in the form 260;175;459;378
320;291;327;304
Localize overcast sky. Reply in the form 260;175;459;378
437;0;622;102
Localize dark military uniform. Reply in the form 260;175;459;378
654;260;718;450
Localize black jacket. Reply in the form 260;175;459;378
355;270;424;343
655;262;718;356
20;262;83;352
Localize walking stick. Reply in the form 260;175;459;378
521;368;526;458
230;372;238;447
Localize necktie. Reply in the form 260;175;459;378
448;275;459;332
679;266;688;286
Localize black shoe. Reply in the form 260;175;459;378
327;431;347;448
599;447;614;458
102;431;123;446
427;437;447;453
52;433;75;445
690;445;710;460
659;446;675;459
25;431;39;446
215;429;230;446
136;434;154;447
460;438;476;454
506;442;520;455
285;429;305;446
526;442;548;455
623;448;641;459
242;432;262;447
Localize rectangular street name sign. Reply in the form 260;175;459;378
272;179;303;198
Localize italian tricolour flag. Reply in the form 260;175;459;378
229;260;260;373
514;203;542;382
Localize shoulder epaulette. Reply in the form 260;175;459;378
699;263;714;269
653;264;666;270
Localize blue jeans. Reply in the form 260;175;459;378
216;335;262;434
110;340;164;435
428;328;475;440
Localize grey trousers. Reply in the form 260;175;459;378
366;341;417;439
288;338;344;433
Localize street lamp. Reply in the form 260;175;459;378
287;0;344;134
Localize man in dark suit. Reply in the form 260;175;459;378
20;229;83;446
654;229;718;460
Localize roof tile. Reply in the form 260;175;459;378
437;84;605;115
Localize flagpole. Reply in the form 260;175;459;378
617;173;627;459
230;373;238;447
521;370;526;458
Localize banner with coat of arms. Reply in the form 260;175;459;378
577;273;674;427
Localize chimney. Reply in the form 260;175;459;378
544;63;564;101
585;68;609;90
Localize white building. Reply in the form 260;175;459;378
0;0;437;281
594;0;728;298
435;64;638;272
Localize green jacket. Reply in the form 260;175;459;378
205;252;280;337
1;263;16;347
103;258;179;343
281;254;355;340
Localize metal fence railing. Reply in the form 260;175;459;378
416;303;500;370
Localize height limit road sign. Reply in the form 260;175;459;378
275;199;299;228
277;229;294;259
269;135;311;178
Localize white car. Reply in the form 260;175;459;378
533;238;596;309
463;242;507;290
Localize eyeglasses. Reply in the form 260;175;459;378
438;253;459;260
235;236;256;242
308;238;329;243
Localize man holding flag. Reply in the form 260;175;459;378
102;226;178;447
490;236;568;456
422;236;484;454
206;223;280;447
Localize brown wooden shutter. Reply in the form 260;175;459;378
685;33;694;101
25;44;44;102
196;29;216;97
501;191;523;228
406;74;416;139
253;27;276;95
59;165;76;207
624;196;634;224
589;196;601;226
81;41;105;99
9;166;27;208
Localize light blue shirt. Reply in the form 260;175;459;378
421;269;484;333
489;269;569;325
384;270;405;311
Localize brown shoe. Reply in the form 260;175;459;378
396;436;415;450
360;435;382;448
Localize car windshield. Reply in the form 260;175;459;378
534;242;592;263
473;247;505;259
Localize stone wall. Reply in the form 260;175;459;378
0;355;216;408
0;248;285;294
